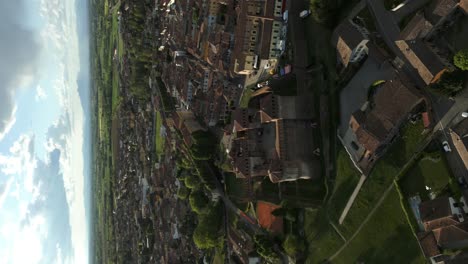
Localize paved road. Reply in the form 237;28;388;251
330;183;396;260
432;87;468;180
338;174;367;224
367;0;427;88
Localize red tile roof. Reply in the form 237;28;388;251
256;201;283;235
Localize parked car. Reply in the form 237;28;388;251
300;10;311;18
442;141;452;152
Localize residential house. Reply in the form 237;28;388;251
331;19;370;67
450;118;468;173
395;39;447;85
346;76;426;172
231;0;285;75
396;0;467;86
418;197;468;262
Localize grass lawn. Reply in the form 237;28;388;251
327;148;361;221
304;209;344;264
339;120;426;237
399;151;454;200
212;249;224;264
239;87;254;108
255;177;326;208
155;111;164;157
333;188;425;264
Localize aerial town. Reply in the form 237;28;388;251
90;0;468;263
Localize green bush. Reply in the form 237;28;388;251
431;70;466;96
283;234;305;256
454;49;468;71
193;204;223;249
254;234;278;262
189;191;210;214
184;173;200;189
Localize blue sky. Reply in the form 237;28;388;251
0;0;91;263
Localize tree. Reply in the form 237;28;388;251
282;234;305;257
254;234;278;262
192;204;223;249
189;191;210;214
310;0;340;26
177;185;190;200
184;173;200;189
454;49;468;71
431;70;466;96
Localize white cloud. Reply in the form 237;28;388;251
0;134;37;193
0;178;14;210
35;85;47;101
0;106;17;142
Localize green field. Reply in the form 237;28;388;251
326;148;361;221
91;0;124;263
333;188;425;264
399;151;455;200
304;209;344;264
305;120;427;263
339;121;425;237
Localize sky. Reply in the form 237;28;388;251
0;0;91;263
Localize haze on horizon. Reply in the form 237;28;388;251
0;0;92;263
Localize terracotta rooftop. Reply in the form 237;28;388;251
433;222;468;248
331;20;368;66
399;12;433;40
418;231;441;258
460;0;468;13
256;201;283;235
427;0;458;25
420;197;454;223
395;40;446;85
351;77;424;153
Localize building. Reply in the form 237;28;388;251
396;0;468;86
231;0;285;75
228;90;321;183
173;111;206;146
331;19;370;67
395;40;447;85
418;197;468;262
346;77;426;171
450;118;468;173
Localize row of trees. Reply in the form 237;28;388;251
176;167;223;249
124;1;154;102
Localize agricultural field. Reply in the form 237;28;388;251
90;0;124;263
305;121;428;263
332;188;425;264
